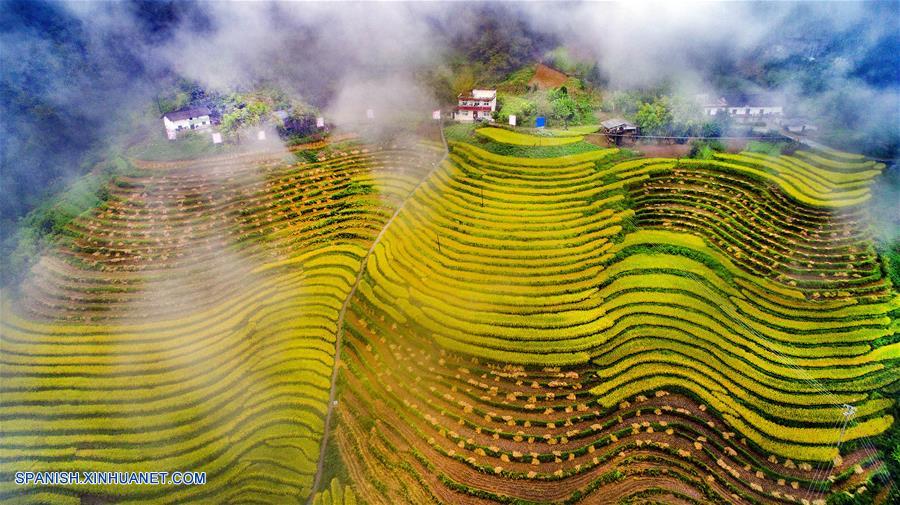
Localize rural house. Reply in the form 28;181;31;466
163;106;212;139
699;95;729;116
454;89;497;122
601;118;638;145
700;94;783;123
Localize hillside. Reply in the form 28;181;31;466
1;125;896;504
3;2;899;504
529;63;570;90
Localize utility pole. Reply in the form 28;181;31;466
437;234;442;254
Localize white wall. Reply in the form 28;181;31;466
705;106;782;117
164;115;211;131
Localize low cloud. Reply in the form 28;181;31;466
2;0;898;252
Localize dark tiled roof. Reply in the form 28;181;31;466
163;107;211;121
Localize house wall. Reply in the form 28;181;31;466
163;115;212;133
705;106;783;118
455;109;476;122
728;106;783;116
457;99;496;111
455;95;496;122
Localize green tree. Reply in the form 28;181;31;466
634;97;673;136
701;121;723;138
452;67;477;97
221;100;271;135
550;93;578;124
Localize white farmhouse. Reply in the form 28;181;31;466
454;89;497;122
163;106;212;139
700;95;783;123
699;96;728;116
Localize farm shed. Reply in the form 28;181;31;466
601;118;638;145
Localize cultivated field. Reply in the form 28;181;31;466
476;127;584;146
0;139;445;504
0;130;896;505
335;140;897;504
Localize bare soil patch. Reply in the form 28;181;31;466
529;63;569;89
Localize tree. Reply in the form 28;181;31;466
221;100;271;136
452;67;477;97
550;93;578;124
634;97;673;136
701;121;723;138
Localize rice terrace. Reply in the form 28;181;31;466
1;2;898;505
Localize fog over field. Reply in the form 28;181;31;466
1;3;899;504
2;2;897;237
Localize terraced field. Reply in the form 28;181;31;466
0;139;445;504
623;152;888;299
1;133;896;505
335;142;898;504
476;127;584;146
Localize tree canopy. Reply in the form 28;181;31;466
634;97;673;136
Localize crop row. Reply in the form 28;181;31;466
0;142;445;504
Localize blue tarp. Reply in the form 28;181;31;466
535;116;546;128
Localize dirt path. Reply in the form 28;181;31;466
307;124;450;501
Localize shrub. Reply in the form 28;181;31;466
689;140;725;160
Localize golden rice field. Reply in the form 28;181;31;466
475;127;584;146
1;133;897;505
0;141;445;504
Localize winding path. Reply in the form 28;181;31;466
307;123;449;501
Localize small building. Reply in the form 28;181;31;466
701;94;783;123
163;106;212;139
699;95;728;116
454;89;496;122
601;118;638;145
